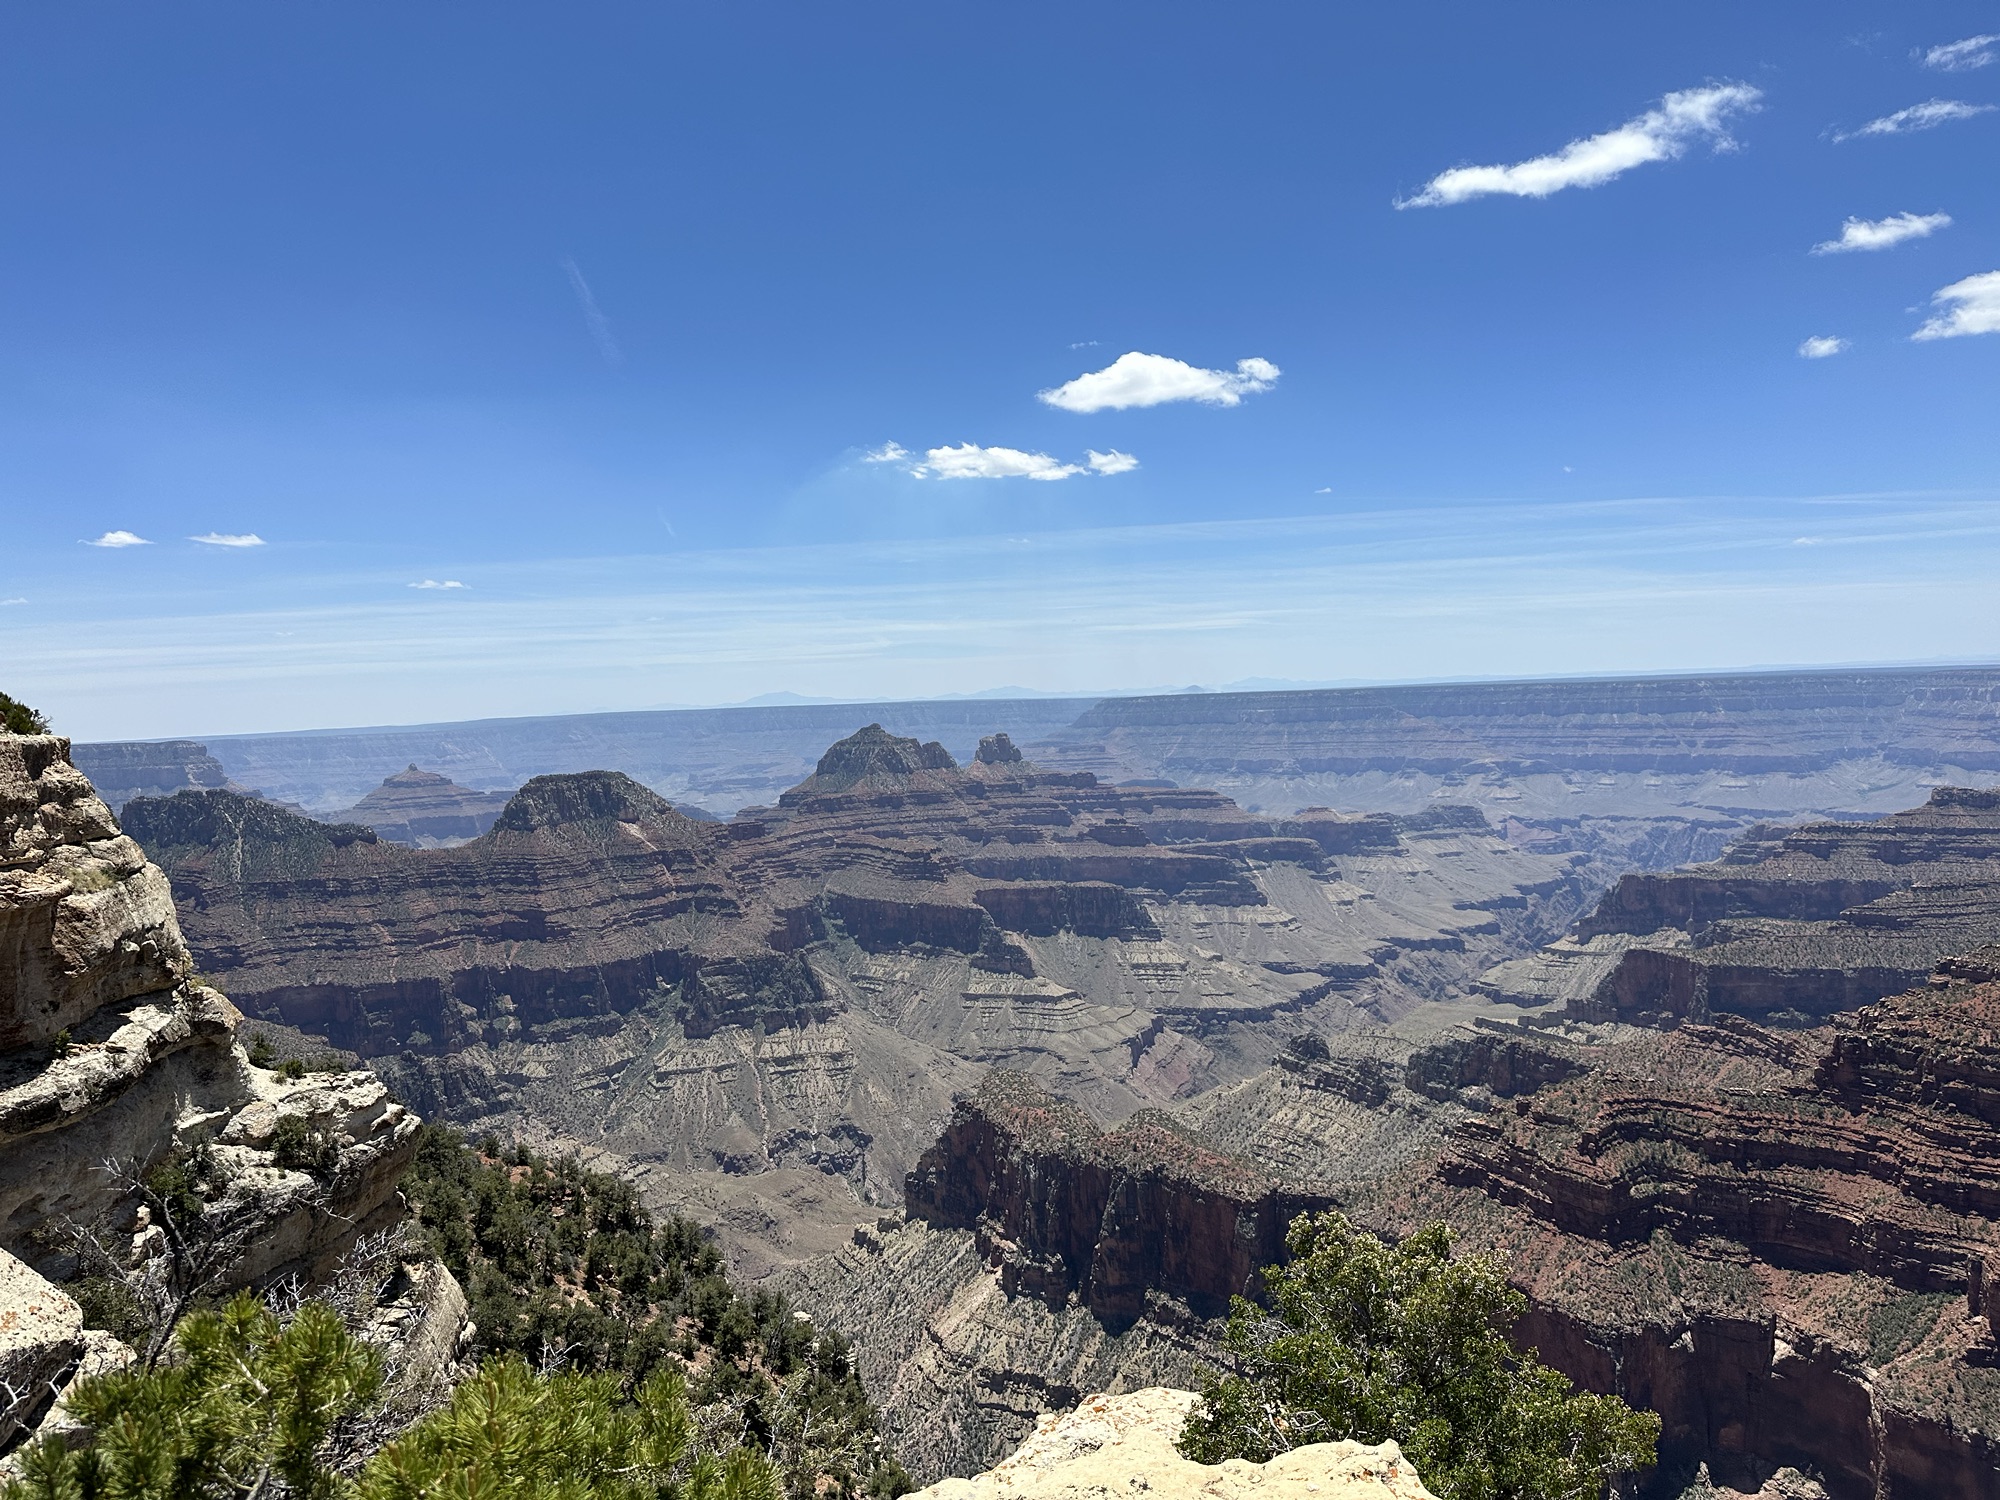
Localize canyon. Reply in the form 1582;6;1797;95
778;780;2000;1496
69;681;2000;1495
121;725;1604;1275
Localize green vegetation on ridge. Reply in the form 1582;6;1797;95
1180;1211;1659;1500
400;1127;908;1500
1;691;49;736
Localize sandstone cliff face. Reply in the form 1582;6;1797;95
794;952;2000;1496
0;734;422;1439
906;1073;1329;1329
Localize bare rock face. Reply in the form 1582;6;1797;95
0;1247;83;1444
909;1388;1437;1500
906;1072;1328;1329
66;740;232;814
0;735;421;1354
329;765;513;848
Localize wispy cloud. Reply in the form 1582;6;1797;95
1039;352;1280;412
191;532;267;548
1798;335;1848;359
1;597;25;606
1811;211;1951;254
83;530;150;548
560;256;622;366
409;578;470;590
866;441;1139;481
1912;270;2000;340
1921;34;1999;72
1397;83;1761;207
1835;99;1995;140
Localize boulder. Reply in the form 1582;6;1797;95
909;1388;1436;1500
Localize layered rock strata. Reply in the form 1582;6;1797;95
126;726;1604;1271
1485;786;2000;1029
329;765;513;847
1029;667;2000;821
1355;981;2000;1499
0;733;423;1440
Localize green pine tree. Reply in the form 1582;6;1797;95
1178;1212;1658;1500
7;1295;381;1500
0;691;50;736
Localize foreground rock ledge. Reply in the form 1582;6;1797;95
910;1389;1437;1500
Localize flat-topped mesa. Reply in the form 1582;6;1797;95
0;734;420;1300
905;1071;1330;1328
67;739;232;813
333;764;512;846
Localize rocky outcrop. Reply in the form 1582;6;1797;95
909;1388;1437;1500
906;1073;1329;1329
0;732;424;1444
329;765;512;847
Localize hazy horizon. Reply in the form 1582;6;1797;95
4;3;1996;739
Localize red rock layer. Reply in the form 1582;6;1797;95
1366;982;2000;1498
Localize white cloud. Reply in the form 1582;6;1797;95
190;532;267;548
1921;34;1999;72
84;530;150;548
1397;83;1761;208
918;444;1085;481
1912;270;2000;340
1039;352;1280;412
1798;336;1848;358
1;597;25;606
1835;99;1995;140
409;579;470;589
1812;211;1951;254
866;440;1140;481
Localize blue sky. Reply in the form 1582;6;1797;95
3;2;1997;738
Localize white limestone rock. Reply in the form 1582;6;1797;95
912;1388;1438;1500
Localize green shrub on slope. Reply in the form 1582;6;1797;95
0;691;49;735
7;1295;381;1500
400;1127;907;1500
1179;1211;1658;1500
